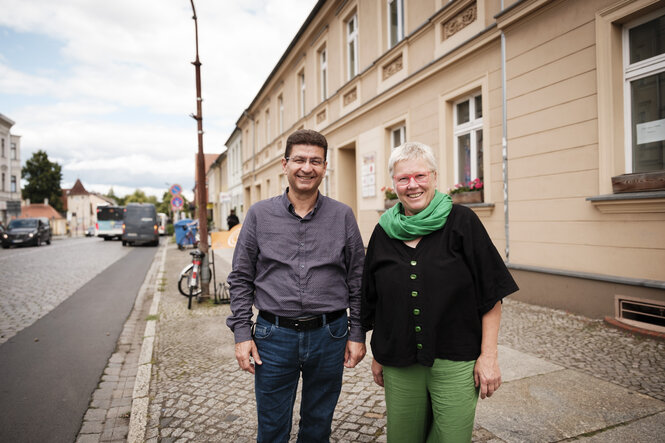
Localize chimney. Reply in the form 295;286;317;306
44;198;49;206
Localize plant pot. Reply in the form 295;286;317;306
611;171;665;193
451;191;483;204
384;199;399;209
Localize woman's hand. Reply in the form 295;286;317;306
371;358;384;387
474;352;501;399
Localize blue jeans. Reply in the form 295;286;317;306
253;312;348;443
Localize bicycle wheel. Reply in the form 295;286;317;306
178;266;202;298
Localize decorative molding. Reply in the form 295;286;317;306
343;87;357;106
587;191;665;213
382;54;404;80
316;109;327;124
442;3;477;41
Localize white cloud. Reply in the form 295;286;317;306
1;0;317;196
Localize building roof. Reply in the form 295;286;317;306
20;203;65;220
68;179;89;196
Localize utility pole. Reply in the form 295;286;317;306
190;0;210;297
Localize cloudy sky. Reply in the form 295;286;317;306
0;0;317;200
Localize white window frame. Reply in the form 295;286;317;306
10;175;16;193
622;9;665;173
10;143;16;160
278;95;284;134
299;71;306;118
391;125;406;150
347;14;359;80
265;109;270;144
453;93;483;184
320;47;328;102
387;0;404;49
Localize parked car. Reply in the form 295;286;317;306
1;218;51;248
122;203;159;247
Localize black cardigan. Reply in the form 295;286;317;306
361;204;519;367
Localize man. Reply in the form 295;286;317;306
227;129;366;442
226;209;239;229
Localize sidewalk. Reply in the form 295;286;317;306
83;242;665;442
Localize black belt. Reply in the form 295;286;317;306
259;310;345;332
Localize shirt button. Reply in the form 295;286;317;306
416;343;423;350
410;260;417;266
300;264;305;268
415;326;422;332
300;242;304;246
410;273;417;280
413;308;420;316
411;291;418;297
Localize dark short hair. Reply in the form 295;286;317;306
285;129;328;159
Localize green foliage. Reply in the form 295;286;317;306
21;150;64;213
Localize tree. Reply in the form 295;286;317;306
21;150;64;213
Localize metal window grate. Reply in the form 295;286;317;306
616;296;665;333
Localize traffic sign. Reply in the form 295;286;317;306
171;195;184;210
170;184;182;196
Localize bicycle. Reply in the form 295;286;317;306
177;249;207;309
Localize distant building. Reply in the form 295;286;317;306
66;179;116;236
20;200;67;235
0;113;21;225
207;151;228;231
225;128;244;225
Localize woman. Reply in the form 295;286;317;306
361;142;518;442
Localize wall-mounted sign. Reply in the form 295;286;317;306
361;153;376;198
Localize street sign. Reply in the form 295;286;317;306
171;195;184;210
169;184;182;196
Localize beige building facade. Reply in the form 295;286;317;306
229;0;665;331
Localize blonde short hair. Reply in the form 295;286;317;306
388;142;438;177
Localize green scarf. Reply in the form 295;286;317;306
379;190;452;241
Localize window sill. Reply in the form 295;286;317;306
586;191;665;214
462;202;494;216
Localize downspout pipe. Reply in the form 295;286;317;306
500;1;510;262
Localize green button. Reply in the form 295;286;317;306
415;326;422;333
410;273;417;280
410;260;417;266
417;343;423;350
413;308;420;315
411;291;418;297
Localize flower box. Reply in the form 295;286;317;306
451;190;483;204
611;171;665;194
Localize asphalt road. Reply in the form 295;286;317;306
0;242;158;443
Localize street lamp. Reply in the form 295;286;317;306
189;0;210;296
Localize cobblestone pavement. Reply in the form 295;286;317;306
0;237;130;344
140;245;665;442
499;300;665;402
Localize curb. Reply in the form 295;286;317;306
127;245;167;442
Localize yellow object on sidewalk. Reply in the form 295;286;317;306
210;224;242;249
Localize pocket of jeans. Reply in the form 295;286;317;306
326;318;349;339
253;321;273;340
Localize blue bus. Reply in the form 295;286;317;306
96;205;124;240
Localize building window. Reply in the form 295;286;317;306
347;13;359;80
298;70;306;118
265;109;270;144
10;175;17;193
319;47;328;102
278;95;284;133
1;173;5;191
391;125;406;150
453;94;483;185
624;11;665;173
10;143;17;160
1;139;4;157
388;0;404;49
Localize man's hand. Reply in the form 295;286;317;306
344;341;366;368
474;352;501;399
235;340;262;374
371;358;384;387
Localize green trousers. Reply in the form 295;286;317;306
383;359;478;443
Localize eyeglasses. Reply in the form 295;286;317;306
393;171;433;187
286;156;325;167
